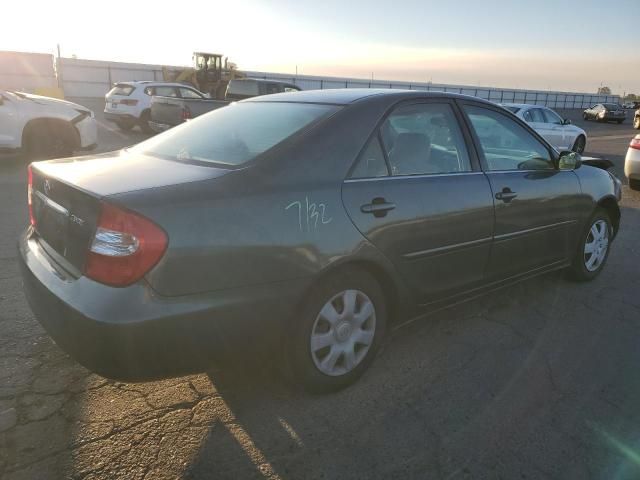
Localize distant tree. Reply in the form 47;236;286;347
624;93;637;101
597;86;612;95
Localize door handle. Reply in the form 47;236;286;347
361;198;396;217
495;188;517;203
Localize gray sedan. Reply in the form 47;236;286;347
19;89;621;392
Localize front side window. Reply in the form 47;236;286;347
542;108;563;124
380;103;472;176
130;102;339;167
179;88;204;99
525;108;545;123
155;87;178;97
464;105;554;171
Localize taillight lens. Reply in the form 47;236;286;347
630;138;640;150
84;202;167;287
27;165;35;227
181;107;191;120
119;99;138;106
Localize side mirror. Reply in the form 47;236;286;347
558;151;581;170
562;118;571;125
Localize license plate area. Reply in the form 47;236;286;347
34;191;70;256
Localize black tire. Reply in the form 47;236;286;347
24;123;74;160
116;120;134;132
583;113;589;121
617;119;624;125
568;208;612;281
288;268;387;393
630;179;640;191
572;135;586;154
634;117;640;130
138;110;154;134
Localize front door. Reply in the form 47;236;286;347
461;103;582;281
342;100;495;303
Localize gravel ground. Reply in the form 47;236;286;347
1;101;640;479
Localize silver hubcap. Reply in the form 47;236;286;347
310;289;376;377
584;219;609;272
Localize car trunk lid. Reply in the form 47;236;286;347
30;151;233;273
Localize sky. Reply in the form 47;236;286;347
3;0;639;94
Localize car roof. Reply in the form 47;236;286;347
247;88;494;106
502;103;548;110
114;81;197;88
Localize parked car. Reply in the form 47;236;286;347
20;89;621;393
0;90;97;159
150;78;301;132
583;103;626;124
502;103;587;153
634;108;640;129
104;81;208;133
623;102;637;109
624;134;640;190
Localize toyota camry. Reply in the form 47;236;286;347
19;89;622;392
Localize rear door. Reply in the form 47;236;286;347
0;93;19;148
342;100;495;303
460;102;582;281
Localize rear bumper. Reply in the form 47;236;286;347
625;149;640;180
103;111;137;123
18;230;309;381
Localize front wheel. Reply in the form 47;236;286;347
583;113;589;121
572;135;586;154
288;268;387;393
617;120;624;125
634;117;640;129
568;209;612;281
630;179;640;191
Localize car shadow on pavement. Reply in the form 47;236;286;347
2;194;640;479
183;202;640;480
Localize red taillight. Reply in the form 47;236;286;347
27;165;35;227
630;138;640;150
181;107;191;120
84;202;167;287
119;99;138;106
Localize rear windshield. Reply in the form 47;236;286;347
503;106;520;113
108;84;135;96
604;103;620;110
130;102;339;167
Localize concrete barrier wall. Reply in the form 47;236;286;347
4;54;618;109
0;51;57;91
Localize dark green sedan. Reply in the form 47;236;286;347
19;89;621;392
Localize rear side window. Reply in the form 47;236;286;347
108;84;135;96
380;103;472;176
179;88;204;99
350;137;388;179
131;102;339;167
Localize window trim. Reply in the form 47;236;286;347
345;98;482;181
456;100;558;173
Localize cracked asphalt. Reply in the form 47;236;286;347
1;101;640;479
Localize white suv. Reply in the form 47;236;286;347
104;81;207;133
0;90;97;159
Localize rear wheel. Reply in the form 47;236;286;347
568;209;612;281
138;110;154;134
617;119;624;125
630;179;640;191
583;112;589;121
572;135;586;154
288;268;387;393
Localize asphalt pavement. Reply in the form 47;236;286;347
1;101;640;480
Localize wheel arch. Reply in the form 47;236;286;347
597;195;620;237
305;257;410;326
22;117;80;150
